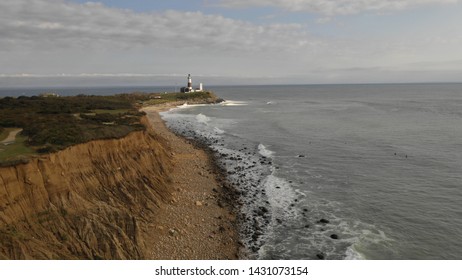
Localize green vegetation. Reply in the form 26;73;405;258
91;109;131;115
0;91;216;165
142;91;216;106
0;95;145;162
0;135;35;163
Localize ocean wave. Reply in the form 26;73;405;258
344;245;364;260
195;113;210;124
258;143;274;158
220;100;248;106
178;102;209;109
159;111;223;144
214;127;225;134
177;103;189;109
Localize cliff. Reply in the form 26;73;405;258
0;117;173;259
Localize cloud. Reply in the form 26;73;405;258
0;0;313;53
0;73;184;78
1;0;461;86
214;0;460;16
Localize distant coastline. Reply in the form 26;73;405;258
2;82;462;98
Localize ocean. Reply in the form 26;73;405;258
2;83;462;259
160;84;462;260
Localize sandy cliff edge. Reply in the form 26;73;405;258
0;104;239;259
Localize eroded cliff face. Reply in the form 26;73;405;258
0;118;173;259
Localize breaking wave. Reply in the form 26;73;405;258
220;100;248;106
258;144;274;158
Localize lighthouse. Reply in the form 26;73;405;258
187;74;192;91
180;74;204;93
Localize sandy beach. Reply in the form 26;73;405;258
143;105;240;259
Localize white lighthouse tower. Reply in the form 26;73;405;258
187;74;193;92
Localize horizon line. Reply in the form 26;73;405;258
1;81;462;90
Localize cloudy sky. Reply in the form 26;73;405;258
1;0;462;87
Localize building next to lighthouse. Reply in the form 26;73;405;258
180;74;203;93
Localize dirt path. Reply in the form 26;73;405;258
143;106;240;259
1;129;23;145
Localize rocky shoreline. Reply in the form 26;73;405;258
151;103;275;259
143;105;241;259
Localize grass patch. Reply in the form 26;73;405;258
0;130;7;142
143;91;216;106
0;135;36;162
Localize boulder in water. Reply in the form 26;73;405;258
317;218;330;224
330;234;339;239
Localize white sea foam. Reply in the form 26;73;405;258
174;103;209;111
220;100;248;106
264;174;297;213
344;245;364;260
163;103;188;112
338;222;392;260
258;143;274;158
177;102;189;109
214;127;225;134
195;113;210;124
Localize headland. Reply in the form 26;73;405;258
0;91;239;259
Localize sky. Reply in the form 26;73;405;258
1;0;462;87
